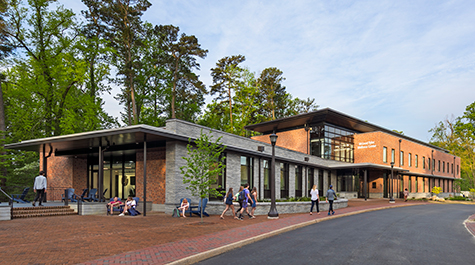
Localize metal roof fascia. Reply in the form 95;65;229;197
4;125;190;150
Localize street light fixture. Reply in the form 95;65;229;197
268;133;279;219
390;162;395;203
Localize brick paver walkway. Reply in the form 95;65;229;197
2;199;472;265
81;200;430;265
465;213;475;237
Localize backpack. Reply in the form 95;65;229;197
128;207;140;216
239;190;246;202
172;208;180;218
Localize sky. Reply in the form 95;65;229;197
61;0;475;143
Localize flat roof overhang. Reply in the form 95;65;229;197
399;171;460;180
329;163;409;172
244;108;449;153
4;125;190;156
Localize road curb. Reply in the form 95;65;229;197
168;203;423;265
463;214;475;238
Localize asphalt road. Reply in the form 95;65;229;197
197;204;475;265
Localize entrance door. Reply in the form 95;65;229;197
90;170;98;190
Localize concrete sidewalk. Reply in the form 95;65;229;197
81;199;432;265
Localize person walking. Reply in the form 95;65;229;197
404;188;409;202
238;183;253;220
249;187;257;218
310;184;320;215
325;185;337;215
220;187;238;219
32;171;47;207
235;186;244;217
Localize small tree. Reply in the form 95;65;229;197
180;130;226;222
432;186;442;197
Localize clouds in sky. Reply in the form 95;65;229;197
63;0;475;142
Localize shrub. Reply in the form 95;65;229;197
448;196;468;201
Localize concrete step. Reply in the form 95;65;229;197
11;206;76;219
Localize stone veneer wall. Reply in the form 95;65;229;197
136;147;166;204
206;199;348;216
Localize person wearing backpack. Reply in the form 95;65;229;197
237;183;254;220
235;186;244;217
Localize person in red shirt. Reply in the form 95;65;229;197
108;197;123;215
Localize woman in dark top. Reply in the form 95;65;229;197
220;187;238;219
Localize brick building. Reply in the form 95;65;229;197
5;108;460;212
246;108;460;199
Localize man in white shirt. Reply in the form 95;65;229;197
32;171;47;207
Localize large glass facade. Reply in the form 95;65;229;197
309;123;355;163
88;154;135;200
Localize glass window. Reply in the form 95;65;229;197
295;166;303;197
383;147;387;163
400;151;404;166
415;155;418;168
307;168;314;197
263;160;270;199
280;163;289;198
240;156;253;186
433;159;435;170
408;153;412;167
391;149;395;163
438;160;440;172
309;123;355;163
443;161;445;173
423;156;425;169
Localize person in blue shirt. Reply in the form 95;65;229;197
237;183;253;220
325;185;337;215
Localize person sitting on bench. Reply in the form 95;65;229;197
107;197;123;215
178;198;189;218
119;197;136;216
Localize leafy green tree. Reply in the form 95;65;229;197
157;25;208;120
0;0;12;58
83;0;152;125
210;55;246;132
180;130;226;222
430;104;475;191
1;0;115;188
258;67;287;120
232;68;263;136
0;0;13;180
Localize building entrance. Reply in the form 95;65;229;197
88;154;136;200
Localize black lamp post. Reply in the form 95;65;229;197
390;162;395;203
268;133;279;219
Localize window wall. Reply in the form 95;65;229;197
88;154;136;200
307;168;314;197
210;153;227;200
309;123;355;163
295;166;303;197
240;156;254;187
263;160;270;199
280;163;289;198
